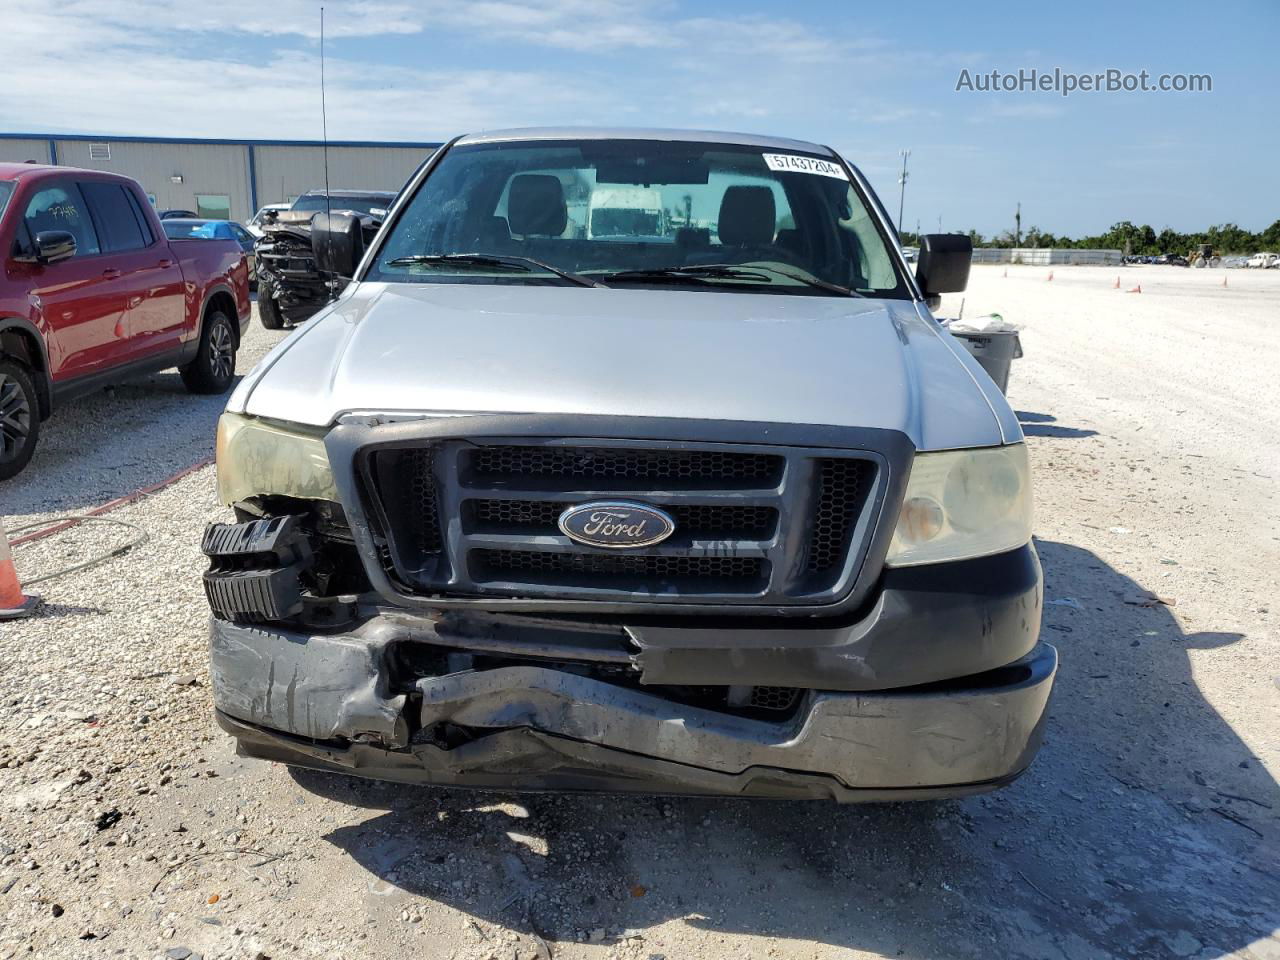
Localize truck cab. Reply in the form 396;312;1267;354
0;163;251;479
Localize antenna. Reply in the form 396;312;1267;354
320;6;331;224
896;149;910;235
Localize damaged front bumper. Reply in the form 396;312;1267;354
209;605;1057;801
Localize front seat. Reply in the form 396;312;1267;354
717;185;777;261
507;174;567;239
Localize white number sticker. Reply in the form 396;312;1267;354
762;154;849;181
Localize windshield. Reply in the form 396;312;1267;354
369;139;908;297
162;221;227;239
0;182;13;219
292;195;391;216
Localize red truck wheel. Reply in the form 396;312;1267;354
180;311;237;395
0;359;40;481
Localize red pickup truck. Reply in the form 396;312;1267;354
0;163;251;480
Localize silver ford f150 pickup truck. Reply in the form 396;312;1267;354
203;128;1054;802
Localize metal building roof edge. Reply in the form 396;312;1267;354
0;133;443;149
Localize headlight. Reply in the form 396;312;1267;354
885;444;1032;566
215;412;338;506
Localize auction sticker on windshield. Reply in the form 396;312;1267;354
763;154;849;180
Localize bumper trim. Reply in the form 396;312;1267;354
213;633;1056;798
219;709;1032;802
412;646;1056;789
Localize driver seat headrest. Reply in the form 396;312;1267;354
718;186;776;246
507;174;567;237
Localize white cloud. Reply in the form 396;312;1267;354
1;53;604;140
9;0;425;40
0;0;923;142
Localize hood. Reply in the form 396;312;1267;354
236;282;1014;451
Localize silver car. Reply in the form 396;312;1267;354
202;129;1054;802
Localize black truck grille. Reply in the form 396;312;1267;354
363;439;880;607
472;550;768;590
806;458;871;574
467;445;783;488
466;499;778;541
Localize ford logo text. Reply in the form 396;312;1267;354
558;501;676;549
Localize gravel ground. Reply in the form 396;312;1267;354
2;299;287;528
1;268;1277;960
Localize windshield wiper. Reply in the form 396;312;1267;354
384;253;606;288
598;263;859;296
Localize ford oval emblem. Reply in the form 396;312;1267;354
558;501;676;549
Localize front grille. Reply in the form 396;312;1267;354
363;439;881;607
805;458;873;584
466;446;783;489
749;686;800;712
370;448;441;559
472;550;768;592
466;499;777;541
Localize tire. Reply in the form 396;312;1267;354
0;358;40;481
180;310;237;395
258;276;286;330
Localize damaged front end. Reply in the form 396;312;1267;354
254;214;338;324
254;210;384;325
202;493;1056;802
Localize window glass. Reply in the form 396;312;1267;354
124;188;155;245
228;224;252;245
162;221;219;240
371;140;907;297
81;181;147;252
23;182;101;257
838;186;897;289
196;194;231;220
0;182;14;219
291;194;394;216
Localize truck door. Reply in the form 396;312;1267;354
80;180;186;358
15;179;129;381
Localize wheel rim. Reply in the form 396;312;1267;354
209;321;235;381
0;373;33;464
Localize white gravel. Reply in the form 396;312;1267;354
0;268;1277;960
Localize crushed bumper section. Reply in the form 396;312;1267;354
211;613;1056;801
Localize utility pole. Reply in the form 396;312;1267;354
896;149;910;235
1015;201;1021;247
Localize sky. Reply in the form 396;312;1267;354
3;0;1277;237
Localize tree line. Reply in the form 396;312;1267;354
900;220;1280;255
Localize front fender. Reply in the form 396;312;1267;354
0;315;54;418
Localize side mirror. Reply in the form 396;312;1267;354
915;233;972;308
26;230;77;264
311;212;363;278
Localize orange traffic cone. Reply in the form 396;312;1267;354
1127;284;1142;294
1047;270;1054;281
1114;276;1121;289
0;518;39;620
